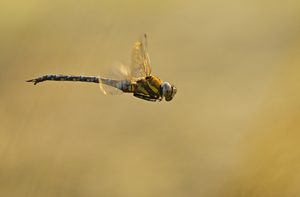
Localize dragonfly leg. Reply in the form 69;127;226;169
133;93;157;102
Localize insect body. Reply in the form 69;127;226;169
27;35;177;102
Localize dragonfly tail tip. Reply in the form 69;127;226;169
26;79;38;85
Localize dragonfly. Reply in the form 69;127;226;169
27;34;177;102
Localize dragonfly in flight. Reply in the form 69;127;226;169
27;34;177;102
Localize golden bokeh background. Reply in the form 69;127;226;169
1;0;300;196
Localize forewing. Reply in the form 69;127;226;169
130;34;152;78
109;63;131;80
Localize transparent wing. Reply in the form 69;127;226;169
99;63;130;95
108;63;131;80
99;34;152;95
130;34;152;78
99;83;123;95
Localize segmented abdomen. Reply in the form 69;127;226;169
27;74;99;85
27;74;136;93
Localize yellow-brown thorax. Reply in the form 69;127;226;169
131;75;162;99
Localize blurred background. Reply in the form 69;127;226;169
1;0;300;196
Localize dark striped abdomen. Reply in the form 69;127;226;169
27;74;99;85
27;74;136;93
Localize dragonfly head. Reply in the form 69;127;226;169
161;82;177;102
